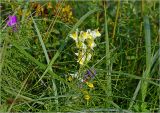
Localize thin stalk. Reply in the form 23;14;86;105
112;0;120;42
0;51;1;106
45;0;64;40
104;2;112;105
157;51;160;113
158;7;160;112
21;1;29;22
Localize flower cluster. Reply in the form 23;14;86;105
28;2;75;23
70;29;101;65
53;3;75;23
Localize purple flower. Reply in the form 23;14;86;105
7;15;18;26
7;15;19;32
82;68;96;82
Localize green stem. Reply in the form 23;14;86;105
158;5;160;111
104;2;112;106
141;15;151;110
112;0;120;42
21;1;29;22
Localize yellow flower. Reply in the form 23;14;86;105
69;12;72;16
47;2;52;9
35;4;41;16
62;5;71;12
94;29;101;37
84;95;90;100
68;76;73;82
87;29;101;39
26;10;31;17
59;5;74;23
78;54;86;65
86;82;94;88
76;42;86;49
70;28;101;65
76;49;87;65
86;53;92;62
88;34;94;39
82;90;90;100
86;39;96;50
17;9;22;16
36;4;41;12
79;31;89;41
82;90;88;95
82;32;88;38
70;30;78;42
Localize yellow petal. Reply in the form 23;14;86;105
95;29;101;37
90;29;101;39
82;90;88;95
70;32;78;41
17;9;22;16
86;82;94;88
87;39;96;49
78;55;86;65
84;95;90;100
76;42;86;49
77;50;87;65
86;53;92;62
68;76;73;81
47;2;52;9
88;34;93;39
80;31;89;40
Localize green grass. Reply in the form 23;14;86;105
0;0;159;112
104;2;112;107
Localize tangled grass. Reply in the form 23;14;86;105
0;0;159;112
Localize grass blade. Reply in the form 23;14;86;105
32;16;50;64
128;15;152;110
0;40;8;105
140;15;151;110
104;2;112;106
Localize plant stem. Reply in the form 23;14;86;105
158;8;160;112
104;1;112;106
141;15;151;110
112;0;120;42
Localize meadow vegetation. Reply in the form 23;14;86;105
0;0;159;112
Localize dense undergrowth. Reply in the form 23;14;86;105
0;0;159;112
